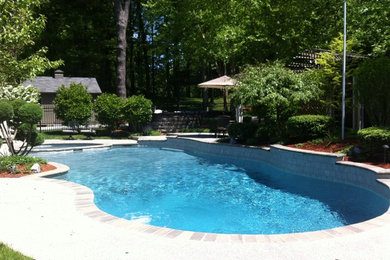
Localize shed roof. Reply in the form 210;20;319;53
23;76;102;94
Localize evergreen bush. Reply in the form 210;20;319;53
357;127;390;156
287;115;333;141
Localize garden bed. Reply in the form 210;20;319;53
0;163;56;178
287;140;390;169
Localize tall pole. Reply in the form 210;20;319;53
342;0;347;140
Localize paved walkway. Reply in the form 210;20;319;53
1;139;390;259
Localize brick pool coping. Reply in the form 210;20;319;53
27;138;390;243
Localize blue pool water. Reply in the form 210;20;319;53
38;146;389;234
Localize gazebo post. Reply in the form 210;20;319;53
202;88;209;111
223;88;228;112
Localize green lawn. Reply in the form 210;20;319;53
0;243;32;260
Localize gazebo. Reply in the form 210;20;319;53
198;75;236;112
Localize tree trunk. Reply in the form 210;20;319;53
114;0;131;98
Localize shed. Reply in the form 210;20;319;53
23;70;102;104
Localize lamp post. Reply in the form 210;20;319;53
341;0;347;140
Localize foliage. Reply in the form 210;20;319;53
53;83;93;129
254;124;280;144
0;85;40;103
349;0;390;57
10;99;28;127
0;155;46;173
357;127;390;157
19;103;44;124
227;122;258;141
31;0;390;104
310;34;358;116
0;0;62;86
0;243;33;260
0;100;14;122
0;99;43;156
94;93;125;130
123;95;153;131
354;56;390;126
227;122;242;139
233;62;319;139
287;115;333;142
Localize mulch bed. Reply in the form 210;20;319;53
287;140;390;169
0;164;57;178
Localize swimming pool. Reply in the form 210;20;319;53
37;145;389;234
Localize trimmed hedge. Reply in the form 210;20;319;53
357;127;390;156
287;115;332;141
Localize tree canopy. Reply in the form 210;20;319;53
0;0;62;86
1;0;387;106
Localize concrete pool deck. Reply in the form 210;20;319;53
1;138;390;259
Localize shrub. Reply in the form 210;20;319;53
18;103;43;124
0;100;44;155
0;100;14;122
94;93;125;130
255;124;279;144
287;115;333;141
123;95;152;132
357;127;390;156
10;99;27;126
227;122;241;139
227;122;258;142
53;83;93;129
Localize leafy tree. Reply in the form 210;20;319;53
349;0;390;56
94;93;125;130
233;62;319;139
354;56;390;126
0;0;62;86
311;35;358;117
53;83;93;130
123;95;152;132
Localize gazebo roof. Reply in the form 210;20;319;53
198;75;237;89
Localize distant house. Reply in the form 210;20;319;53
23;70;102;105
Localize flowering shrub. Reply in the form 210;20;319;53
0;85;40;103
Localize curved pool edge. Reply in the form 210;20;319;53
35;174;390;243
31;137;390;243
31;139;138;153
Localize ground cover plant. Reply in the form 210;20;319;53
0;155;47;174
0;243;32;260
